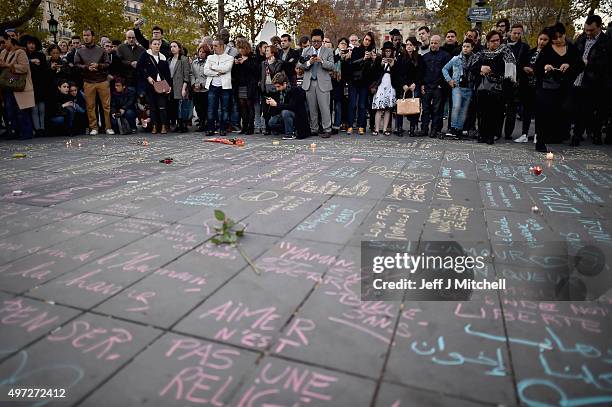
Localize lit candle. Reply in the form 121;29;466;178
310;143;317;149
546;152;553;160
531;205;540;214
272;140;279;145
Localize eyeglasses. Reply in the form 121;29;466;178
323;40;331;43
127;36;135;39
312;40;322;43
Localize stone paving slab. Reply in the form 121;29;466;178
0;133;610;407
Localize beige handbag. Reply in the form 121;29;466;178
396;90;420;116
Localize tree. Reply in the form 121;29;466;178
295;0;374;44
0;0;42;33
141;0;214;49
430;0;472;37
58;0;127;40
224;0;285;43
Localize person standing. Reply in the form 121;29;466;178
0;34;34;139
117;30;145;90
168;41;191;133
191;44;211;132
502;23;530;140
134;20;171;58
297;28;335;138
419;35;451;137
23;35;49;137
399;37;423;137
496;18;511;42
137;38;172;134
442;39;475;137
514;29;550;144
346;32;376;136
471;30;517;145
204;38;234;137
441;30;461;56
535;23;584;152
279;34;301;83
571;15;610;146
371;42;397;136
74;29;114;135
232;39;259;135
332;37;350;133
417;26;431;56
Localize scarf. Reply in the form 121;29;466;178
146;48;166;61
472;44;516;82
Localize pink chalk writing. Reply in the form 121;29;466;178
47;320;132;360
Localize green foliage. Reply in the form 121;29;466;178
1;0;43;37
432;0;472;37
210;210;258;274
58;0;127;40
141;0;213;50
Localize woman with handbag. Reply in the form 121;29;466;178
393;37;422;137
470;30;517;144
0;34;34;140
232;39;259;135
137;38;171;134
371;42;397;136
169;41;192;133
534;23;584;152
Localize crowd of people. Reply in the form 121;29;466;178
1;15;611;153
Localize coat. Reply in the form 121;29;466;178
203;53;234;89
0;48;34;109
270;85;310;139
232;54;259;99
574;32;611;89
260;58;283;93
136;50;171;94
170;55;191;100
297;45;335;92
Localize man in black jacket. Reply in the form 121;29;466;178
503;24;531;140
266;72;309;139
279;34;301;83
133;19;171;58
117;30;145;90
420;35;451;137
572;15;611;145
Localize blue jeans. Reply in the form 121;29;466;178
207;85;231;132
49;106;76;131
111;109;137;131
268;110;295;135
450;87;473;130
31;101;45;130
2;90;33;139
347;83;368;129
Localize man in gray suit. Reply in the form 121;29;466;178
297;28;335;137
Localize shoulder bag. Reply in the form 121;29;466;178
149;55;171;94
0;52;26;92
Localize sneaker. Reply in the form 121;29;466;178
282;134;297;140
358;128;365;135
514;134;529;143
347;127;353;135
90;129;98;136
106;129;115;135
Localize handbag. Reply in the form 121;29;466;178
0;53;26;92
396;90;420;116
542;73;561;90
478;75;503;94
149;55;171;94
178;98;194;120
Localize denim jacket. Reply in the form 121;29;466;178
442;54;472;87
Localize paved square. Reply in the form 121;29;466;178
0;133;611;407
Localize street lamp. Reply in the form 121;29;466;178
47;1;58;43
